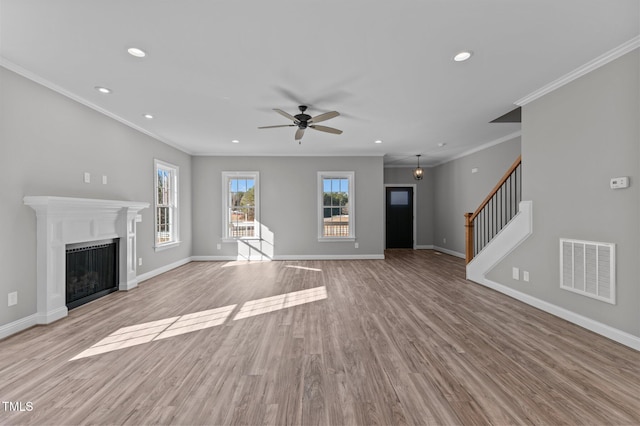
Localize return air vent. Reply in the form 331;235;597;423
560;238;615;304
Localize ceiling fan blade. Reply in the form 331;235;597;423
309;125;343;135
258;124;296;129
308;111;339;124
295;128;305;140
273;108;298;123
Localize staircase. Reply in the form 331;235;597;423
465;155;522;264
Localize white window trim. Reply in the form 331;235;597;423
222;171;260;242
154;159;180;251
317;171;356;242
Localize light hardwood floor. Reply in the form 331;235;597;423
1;250;639;425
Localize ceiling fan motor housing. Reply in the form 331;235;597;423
295;105;311;128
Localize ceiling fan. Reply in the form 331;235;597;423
259;105;343;142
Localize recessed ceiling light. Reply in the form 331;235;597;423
127;47;146;58
232;140;240;144
438;142;446;147
453;51;473;62
94;86;111;94
374;140;383;144
143;114;154;119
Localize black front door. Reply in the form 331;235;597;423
386;187;413;248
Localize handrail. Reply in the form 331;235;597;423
469;155;521;223
465;155;522;263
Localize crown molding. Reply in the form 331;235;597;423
515;36;640;106
0;57;194;155
430;131;522;168
384;130;521;169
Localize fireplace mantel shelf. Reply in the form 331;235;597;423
24;196;149;325
24;196;149;211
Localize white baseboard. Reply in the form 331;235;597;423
36;307;68;325
137;257;192;283
432;246;465;259
191;255;265;262
477;277;640;351
192;254;386;261
0;314;38;341
415;245;434;250
273;254;385;260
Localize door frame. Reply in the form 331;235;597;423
383;184;417;250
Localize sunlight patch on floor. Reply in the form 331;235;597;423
70;286;328;361
69;305;236;361
233;286;327;320
221;260;271;268
285;265;323;272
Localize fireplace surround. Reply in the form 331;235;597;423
24;196;149;324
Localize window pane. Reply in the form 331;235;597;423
157;171;164;205
228;177;256;238
155;161;179;246
321;176;351;237
156;206;172;243
390;190;409;205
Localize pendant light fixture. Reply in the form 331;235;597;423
413;154;424;180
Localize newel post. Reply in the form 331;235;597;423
464;212;474;264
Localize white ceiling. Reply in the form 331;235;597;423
1;1;638;166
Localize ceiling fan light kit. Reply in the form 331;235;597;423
259;105;342;143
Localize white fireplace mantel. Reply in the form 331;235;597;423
24;196;149;325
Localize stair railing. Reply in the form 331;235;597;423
465;155;522;264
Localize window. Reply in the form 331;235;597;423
154;160;179;250
318;171;355;241
222;171;259;240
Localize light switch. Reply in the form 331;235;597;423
83;172;91;184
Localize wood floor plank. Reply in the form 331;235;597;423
1;250;639;425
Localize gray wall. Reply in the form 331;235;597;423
432;137;522;255
192;156;384;258
0;67;192;327
383;167;435;247
487;50;640;336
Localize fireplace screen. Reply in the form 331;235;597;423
66;239;119;309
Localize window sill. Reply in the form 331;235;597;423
318;237;356;243
154;241;181;252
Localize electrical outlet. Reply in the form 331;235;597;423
138;258;142;267
8;291;17;306
83;172;91;184
355;242;359;249
102;175;108;185
523;271;530;282
443;238;446;244
512;267;520;280
217;243;222;250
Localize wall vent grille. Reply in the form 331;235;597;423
560;238;615;304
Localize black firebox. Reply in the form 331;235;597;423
66;239;119;309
